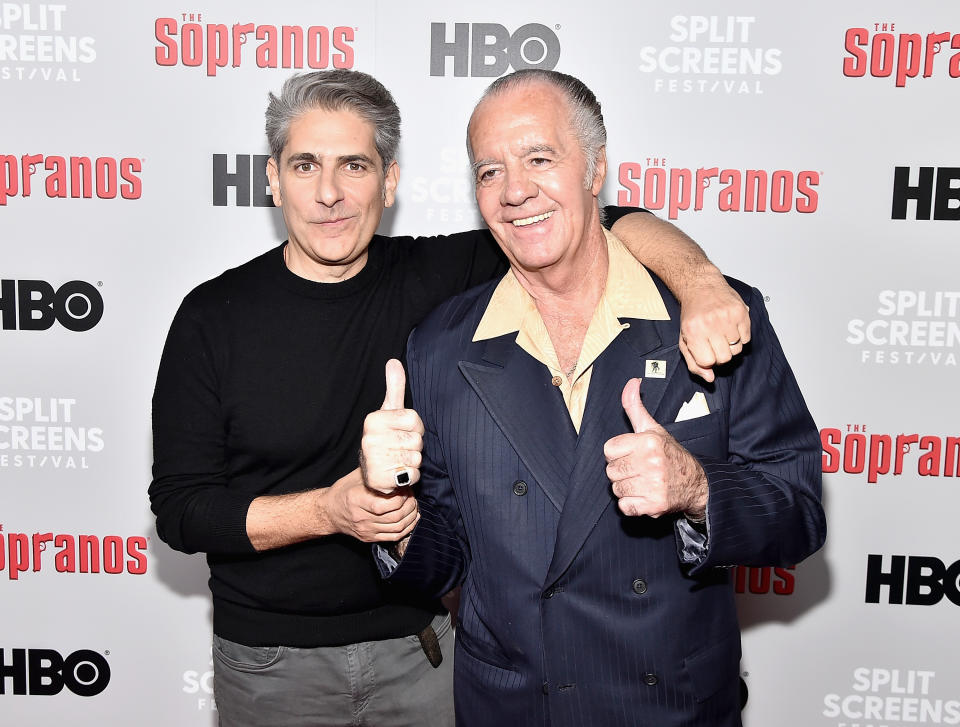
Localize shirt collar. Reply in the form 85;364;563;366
473;228;669;342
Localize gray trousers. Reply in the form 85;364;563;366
213;613;455;727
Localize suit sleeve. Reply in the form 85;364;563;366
374;327;468;597
681;286;826;573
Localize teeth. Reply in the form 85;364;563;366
512;211;554;227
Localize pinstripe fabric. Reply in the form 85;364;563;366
384;274;825;727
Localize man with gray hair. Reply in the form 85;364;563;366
370;69;825;726
150;68;752;726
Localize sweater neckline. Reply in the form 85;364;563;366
272;238;385;299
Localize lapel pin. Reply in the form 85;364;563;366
645;359;666;378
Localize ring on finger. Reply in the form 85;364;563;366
394;467;411;487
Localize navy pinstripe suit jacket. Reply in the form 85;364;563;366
385;273;825;727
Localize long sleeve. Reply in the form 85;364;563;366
149;297;256;555
681;285;826;573
374;327;468;597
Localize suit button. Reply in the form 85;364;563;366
632;578;647;595
543;587;555;599
643;673;658;686
551;375;563;386
513;480;528;496
542;682;549;694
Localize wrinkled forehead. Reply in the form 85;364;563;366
468;82;573;155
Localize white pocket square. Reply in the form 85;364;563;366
675;392;710;422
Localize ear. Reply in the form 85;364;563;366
266;156;283;207
383;160;400;208
590;146;607;196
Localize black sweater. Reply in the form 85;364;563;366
149;232;504;646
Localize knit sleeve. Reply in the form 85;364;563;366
148;293;257;555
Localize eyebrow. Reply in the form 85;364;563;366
285;152;378;168
470;144;558;177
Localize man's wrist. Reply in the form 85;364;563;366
389;535;411;561
675;260;724;304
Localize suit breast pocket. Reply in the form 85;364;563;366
662;411;724;457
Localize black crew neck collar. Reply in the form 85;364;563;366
272;237;385;300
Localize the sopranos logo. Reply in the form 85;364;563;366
0;153;143;205
0;648;110;696
847;290;959;367
822;425;960;484
429;22;560;77
843;23;960;87
0;281;104;333
824;668;960;724
638;15;782;94
408;147;477;225
733;565;795;595
0;526;147;580
154;13;355;76
616;158;819;219
0;397;104;469
0;3;97;82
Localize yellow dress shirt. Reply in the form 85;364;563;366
473;229;670;432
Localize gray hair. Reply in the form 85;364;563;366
468;69;607;187
265;70;401;170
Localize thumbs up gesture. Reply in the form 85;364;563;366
603;378;708;520
360;359;425;494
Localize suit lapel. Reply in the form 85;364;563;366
459;335;577;512
545;318;685;585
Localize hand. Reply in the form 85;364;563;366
603;378;707;519
677;272;750;383
360;359;425;494
325;469;420;543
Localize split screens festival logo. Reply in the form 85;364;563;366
847;290;960;367
616;157;819;220
409;146;477;225
842;21;960;87
154;12;355;76
823;668;960;725
182;648;216;712
0;396;104;469
0;2;96;82
637;15;782;94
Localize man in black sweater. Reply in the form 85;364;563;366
149;70;750;727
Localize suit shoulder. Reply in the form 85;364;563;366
410;279;499;348
723;275;759;304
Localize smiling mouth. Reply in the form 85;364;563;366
511;211;554;227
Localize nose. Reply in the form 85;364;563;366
315;167;343;207
501;165;538;207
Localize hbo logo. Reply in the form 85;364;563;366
0;279;104;332
0;648;111;696
430;22;561;77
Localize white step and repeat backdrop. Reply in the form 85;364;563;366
2;1;958;724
